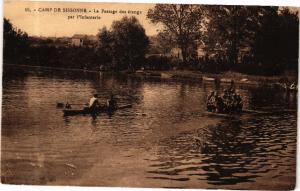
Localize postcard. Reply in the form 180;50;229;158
2;0;298;190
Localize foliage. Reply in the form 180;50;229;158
147;4;205;64
148;32;175;55
3;18;29;61
251;8;299;74
204;6;298;75
3;18;99;69
145;55;172;70
97;16;149;71
3;6;299;76
97;27;113;66
205;6;277;66
24;46;99;69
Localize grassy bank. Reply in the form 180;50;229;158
4;63;297;87
134;70;298;86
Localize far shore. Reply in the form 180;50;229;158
4;63;298;88
133;70;298;87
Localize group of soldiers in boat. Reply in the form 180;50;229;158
65;93;118;112
88;93;118;112
206;87;243;114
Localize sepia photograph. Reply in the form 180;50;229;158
1;0;299;190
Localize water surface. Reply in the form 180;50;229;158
1;66;297;189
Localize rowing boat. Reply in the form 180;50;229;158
202;76;215;82
204;111;241;118
63;104;132;116
204;109;296;118
204;109;271;117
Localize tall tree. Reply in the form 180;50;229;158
96;17;149;71
252;8;299;73
110;16;149;71
3;18;29;61
205;6;279;67
4;18;16;59
97;27;113;66
147;4;205;64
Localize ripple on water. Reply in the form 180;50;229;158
146;113;296;188
1;67;297;189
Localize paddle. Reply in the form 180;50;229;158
56;102;88;108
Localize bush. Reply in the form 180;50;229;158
145;55;172;70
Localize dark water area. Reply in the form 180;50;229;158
1;65;297;189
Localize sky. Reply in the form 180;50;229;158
3;1;299;38
4;1;160;37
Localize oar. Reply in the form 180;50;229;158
243;109;296;114
56;102;88;108
243;109;269;114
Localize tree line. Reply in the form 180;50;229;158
3;5;299;75
147;5;298;74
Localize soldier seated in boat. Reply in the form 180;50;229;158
207;91;217;112
207;89;243;114
89;94;100;112
65;102;72;109
221;90;230;113
229;80;235;93
107;94;118;110
216;95;225;113
234;93;243;112
220;89;243;113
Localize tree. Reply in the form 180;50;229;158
3;18;29;61
205;6;278;67
110;16;149;71
3;18;16;59
97;27;113;67
277;8;299;70
147;4;205;64
206;6;298;75
252;8;299;73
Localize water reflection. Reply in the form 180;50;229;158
1;66;297;189
146;113;296;188
248;86;297;110
200;119;258;185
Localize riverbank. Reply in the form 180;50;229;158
133;69;298;88
4;63;298;88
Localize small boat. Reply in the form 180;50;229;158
237;80;259;86
63;104;132;116
220;78;232;83
161;72;173;79
202;76;215;82
204;111;242;118
204;109;294;118
135;70;145;74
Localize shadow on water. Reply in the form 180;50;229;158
146;113;296;188
200;119;258;185
248;86;297;110
1;66;297;189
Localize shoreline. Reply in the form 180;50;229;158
4;63;298;88
131;70;298;89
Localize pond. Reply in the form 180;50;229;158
1;65;297;189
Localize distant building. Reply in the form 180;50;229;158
71;34;84;46
168;44;205;59
169;47;182;59
71;34;98;47
148;35;202;59
28;34;97;48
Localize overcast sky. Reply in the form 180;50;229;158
4;1;160;37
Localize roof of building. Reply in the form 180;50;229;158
72;34;85;39
72;34;98;41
